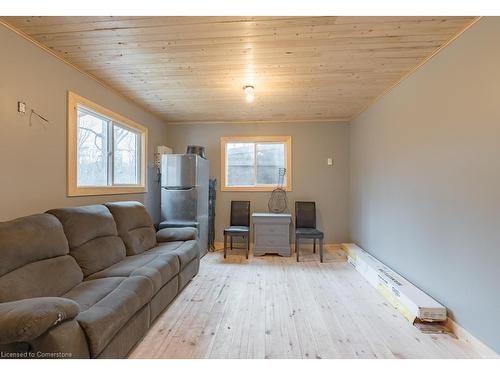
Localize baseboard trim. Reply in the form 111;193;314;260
444;318;499;358
339;244;498;358
211;242;340;252
209;242;498;356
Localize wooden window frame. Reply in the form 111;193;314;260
67;91;148;197
220;136;292;192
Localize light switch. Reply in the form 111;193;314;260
327;157;333;166
18;101;26;114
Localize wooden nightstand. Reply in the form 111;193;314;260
252;213;292;257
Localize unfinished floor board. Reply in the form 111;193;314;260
129;250;496;359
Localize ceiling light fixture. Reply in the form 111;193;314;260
243;85;255;103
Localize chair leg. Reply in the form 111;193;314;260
296;237;300;262
313;239;316;254
246;235;249;259
230;237;233;250
223;233;227;259
319;238;324;263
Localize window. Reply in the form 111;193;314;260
67;92;147;196
221;136;292;191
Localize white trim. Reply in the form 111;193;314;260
220;135;292;192
212;242;340;252
67;91;148;197
445;318;499;358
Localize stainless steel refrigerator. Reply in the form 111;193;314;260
160;154;209;256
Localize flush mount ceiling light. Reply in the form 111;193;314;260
243;85;255;103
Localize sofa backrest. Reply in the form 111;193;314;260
0;213;83;302
47;205;126;277
105;201;156;256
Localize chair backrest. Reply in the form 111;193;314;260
295;201;316;229
230;201;251;227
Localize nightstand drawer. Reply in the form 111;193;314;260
255;234;289;247
257;224;289;236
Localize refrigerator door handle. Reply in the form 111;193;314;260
163;186;196;191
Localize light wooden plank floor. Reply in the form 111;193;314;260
129;249;492;359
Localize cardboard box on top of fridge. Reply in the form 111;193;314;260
342;243;447;323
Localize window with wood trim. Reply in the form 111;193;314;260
67;91;147;196
220;136;292;192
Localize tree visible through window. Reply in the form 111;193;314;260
77;107;140;187
221;136;292;191
77;108;108;186
67;91;147;196
113;125;139;185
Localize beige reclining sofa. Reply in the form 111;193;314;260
0;201;200;358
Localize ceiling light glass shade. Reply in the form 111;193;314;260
243;85;255;102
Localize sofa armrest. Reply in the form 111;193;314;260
0;297;80;345
157;227;198;243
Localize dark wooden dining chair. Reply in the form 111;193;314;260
295;201;324;262
223;201;251;259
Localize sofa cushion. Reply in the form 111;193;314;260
85;252;179;294
105;201;156;256
0;297;80;345
150;240;184;252
0;213;83;303
151;240;199;269
47;205;126;277
157;227;198;242
0;213;69;277
0;256;83;303
63;276;152;358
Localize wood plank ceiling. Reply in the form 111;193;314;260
2;16;477;123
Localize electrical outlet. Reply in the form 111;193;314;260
327;157;334;166
18;101;26;114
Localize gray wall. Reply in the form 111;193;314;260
2;16;497;352
166;122;350;244
349;17;500;352
0;25;168;222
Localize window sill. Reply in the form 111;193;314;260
67;186;147;197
